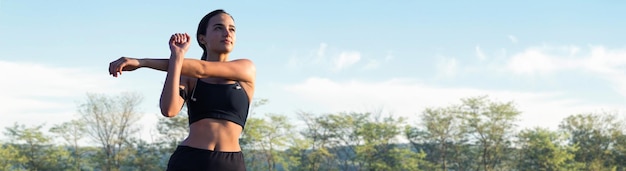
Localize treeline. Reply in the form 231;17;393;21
1;93;625;171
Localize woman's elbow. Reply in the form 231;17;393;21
159;105;179;118
195;70;208;78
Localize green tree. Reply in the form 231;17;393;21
284;135;312;171
295;111;337;171
120;138;166;171
356;114;414;170
613;133;626;170
459;95;521;171
0;142;25;171
49;119;86;171
239;99;294;170
515;127;578;171
242;114;295;171
559;112;624;170
388;147;430;171
4;123;72;171
316;112;368;170
156;104;189;153
78;92;143;171
241;118;267;170
419;105;466;171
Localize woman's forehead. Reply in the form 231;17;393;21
209;14;235;26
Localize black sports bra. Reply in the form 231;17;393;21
184;79;250;128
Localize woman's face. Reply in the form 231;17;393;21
199;13;236;54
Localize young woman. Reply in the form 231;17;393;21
108;9;255;170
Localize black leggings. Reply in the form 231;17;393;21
167;145;246;171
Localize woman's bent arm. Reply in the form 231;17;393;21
158;54;185;117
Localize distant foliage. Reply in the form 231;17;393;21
0;95;625;170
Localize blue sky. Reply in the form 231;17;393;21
1;0;625;143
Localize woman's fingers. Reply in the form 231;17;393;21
172;33;189;44
109;61;115;75
108;58;126;77
117;61;126;76
109;59;121;77
168;33;191;44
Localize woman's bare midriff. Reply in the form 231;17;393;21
180;118;243;152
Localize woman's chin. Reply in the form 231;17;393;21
211;47;233;54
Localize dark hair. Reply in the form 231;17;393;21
197;9;234;60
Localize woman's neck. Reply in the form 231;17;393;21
206;52;229;62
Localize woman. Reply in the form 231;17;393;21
108;9;254;170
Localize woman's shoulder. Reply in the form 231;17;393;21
229;58;254;64
230;58;255;70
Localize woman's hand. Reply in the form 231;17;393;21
169;33;191;55
109;57;141;77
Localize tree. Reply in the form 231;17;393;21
612;133;626;170
240;118;265;170
240;98;296;170
515;127;578;170
559;112;624;170
241;114;295;171
419;105;466;171
0;143;23;171
49;120;86;171
315;112;368;170
156;104;189;153
78;92;143;171
120;138;166;171
459;95;521;171
295;111;337;171
4;123;71;170
356;114;408;170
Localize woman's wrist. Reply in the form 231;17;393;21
169;53;185;64
171;50;187;57
137;58;147;68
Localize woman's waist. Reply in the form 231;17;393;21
180;137;241;152
181;119;242;151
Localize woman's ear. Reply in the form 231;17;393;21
198;34;206;44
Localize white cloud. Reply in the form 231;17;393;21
0;60;163;144
0;61;120;113
583;46;626;97
286;43;372;72
360;51;395;70
506;46;588;75
507;48;564;75
333;51;361;71
385;51;394;62
583;46;626;73
285;43;328;70
283;77;624;130
476;46;486;60
506;45;626;97
436;56;458;78
0;61;113;136
285;56;301;69
317;43;327;58
508;35;518;43
363;59;380;70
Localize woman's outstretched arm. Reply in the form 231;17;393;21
109;57;255;83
